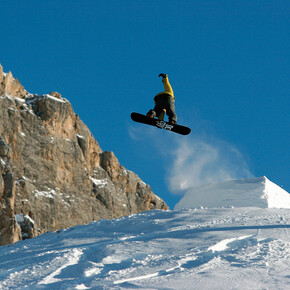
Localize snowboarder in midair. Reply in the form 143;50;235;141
147;73;177;124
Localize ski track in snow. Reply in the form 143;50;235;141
1;208;290;289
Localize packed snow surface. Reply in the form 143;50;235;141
1;207;290;289
1;177;290;289
175;176;290;210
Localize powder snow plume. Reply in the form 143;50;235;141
129;122;253;194
167;135;253;193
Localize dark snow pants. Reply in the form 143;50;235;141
149;93;177;123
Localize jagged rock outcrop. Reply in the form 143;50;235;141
0;64;27;99
0;65;168;246
0;138;22;245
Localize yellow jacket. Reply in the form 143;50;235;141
154;75;175;102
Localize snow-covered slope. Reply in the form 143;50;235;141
1;207;290;289
1;177;290;289
175;176;290;210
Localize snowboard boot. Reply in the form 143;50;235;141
147;109;156;118
169;118;177;125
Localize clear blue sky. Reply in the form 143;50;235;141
1;1;289;209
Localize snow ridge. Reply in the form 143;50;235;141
175;176;290;210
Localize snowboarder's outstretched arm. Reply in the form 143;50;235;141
158;73;174;100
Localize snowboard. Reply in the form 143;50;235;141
131;112;191;135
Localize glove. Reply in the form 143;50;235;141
159;73;167;78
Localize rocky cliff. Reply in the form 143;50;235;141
0;64;168;246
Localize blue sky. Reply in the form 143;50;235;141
1;1;289;209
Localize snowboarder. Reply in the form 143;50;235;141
147;73;177;124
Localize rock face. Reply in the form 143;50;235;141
0;64;168;246
0;65;27;99
0;138;22;245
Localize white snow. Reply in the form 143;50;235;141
15;176;27;184
1;177;290;289
45;94;67;103
1;95;13;100
175;176;290;210
207;235;253;252
89;176;108;188
34;189;56;199
38;248;83;285
8;107;18;112
15;214;35;225
1;207;290;289
14;97;25;103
